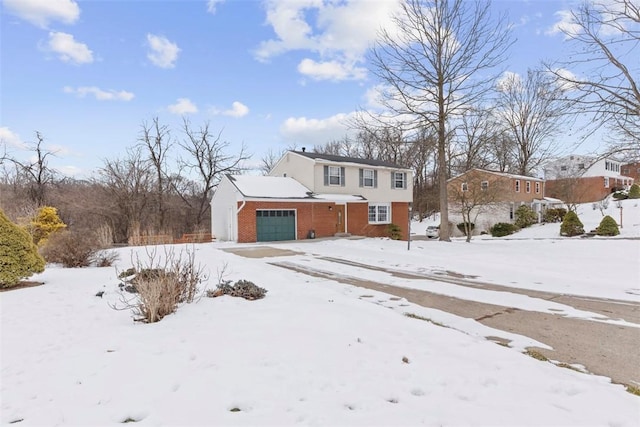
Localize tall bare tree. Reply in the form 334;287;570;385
450;108;497;175
368;0;513;241
138;118;172;231
495;68;573;176
178;119;249;228
546;0;639;155
0;132;57;207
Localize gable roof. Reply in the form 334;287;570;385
448;168;544;182
225;174;366;201
291;150;407;169
227;175;314;199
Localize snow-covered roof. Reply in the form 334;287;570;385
313;193;367;202
227;175;314;199
291;150;409;170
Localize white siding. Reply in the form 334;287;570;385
270;152;412;203
210;177;241;242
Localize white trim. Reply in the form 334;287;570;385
368;202;391;224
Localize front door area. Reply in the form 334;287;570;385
335;205;345;233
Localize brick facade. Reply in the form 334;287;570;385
545;176;632;204
236;200;410;243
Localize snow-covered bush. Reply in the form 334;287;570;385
208;279;267;300
560;211;584;237
0;209;45;288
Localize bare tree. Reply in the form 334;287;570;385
260;148;286;175
494;68;573;175
546;0;639;154
0;132;57;207
138;118;172;231
448;170;510;242
450;108;497;175
97;148;154;243
178;119;250;228
368;0;513;241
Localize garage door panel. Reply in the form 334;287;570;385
256;210;296;241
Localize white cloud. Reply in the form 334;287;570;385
280;112;357;146
206;0;225;14
255;0;402;81
297;58;366;81
546;10;582;39
496;71;522;92
168;98;198;115
212;101;249;118
64;86;134;101
146;34;180;69
46;31;93;64
0;127;25;148
3;0;80;28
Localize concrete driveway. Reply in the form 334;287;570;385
224;245;640;390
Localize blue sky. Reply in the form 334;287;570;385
0;0;604;177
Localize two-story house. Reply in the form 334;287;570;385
211;150;413;242
446;169;556;233
543;155;634;203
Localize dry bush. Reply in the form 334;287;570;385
94;250;119;267
95;223;114;248
39;230;100;267
116;247;207;323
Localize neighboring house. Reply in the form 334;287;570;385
543;155;634;203
621;161;640;183
211;150;413;243
447;168;558;233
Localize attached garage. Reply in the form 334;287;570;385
256;210;296;242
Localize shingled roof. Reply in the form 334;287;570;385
291;150;408;169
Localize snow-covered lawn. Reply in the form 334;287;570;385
1;199;639;426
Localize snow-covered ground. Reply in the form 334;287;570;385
1;199;639;426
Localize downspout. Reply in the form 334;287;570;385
235;200;246;242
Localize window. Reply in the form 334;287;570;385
578;163;585;169
324;165;345;186
604;177;609;188
515;180;520;192
481;181;488;191
526;181;531;193
359;168;377;188
368;203;390;224
461;182;469;192
392;172;407;189
560;165;568;171
535;182;540;194
509;203;515;220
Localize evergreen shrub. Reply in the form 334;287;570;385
490;222;518;237
514;205;537;228
596;215;619;236
629;184;640;199
27;206;66;246
0;209;45;287
543;208;567;223
456;222;475;235
560;211;584;237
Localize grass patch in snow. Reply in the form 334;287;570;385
625;384;640;396
525;349;549;362
404;312;446;327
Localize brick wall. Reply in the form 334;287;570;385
347;202;409;240
546;176;617;203
236;200;410;242
237;201;338;243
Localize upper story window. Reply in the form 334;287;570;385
324;165;345;186
392;172;407;189
526;181;531;193
560;165;568;171
515;180;520;192
461;182;468;192
481;181;489;191
359;168;377;188
535;182;540;194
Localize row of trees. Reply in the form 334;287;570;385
2;0;637;244
348;0;638;240
1;119;249;243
